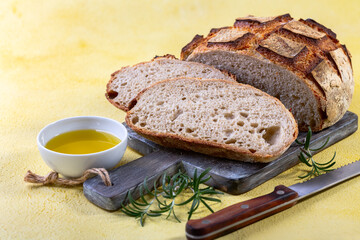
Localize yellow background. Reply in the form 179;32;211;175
1;0;360;239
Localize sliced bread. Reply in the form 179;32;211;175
181;14;354;132
106;55;235;111
125;78;298;163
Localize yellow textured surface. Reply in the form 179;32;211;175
1;0;360;239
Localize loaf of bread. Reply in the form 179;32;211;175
125;78;298;163
106;54;235;111
181;14;354;131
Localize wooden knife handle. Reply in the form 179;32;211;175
186;185;298;240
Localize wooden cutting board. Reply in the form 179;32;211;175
83;111;358;211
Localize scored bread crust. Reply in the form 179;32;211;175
181;14;354;131
126;78;298;163
106;54;236;111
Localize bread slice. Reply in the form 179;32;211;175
125;78;298;163
106;55;235;111
181;14;354;132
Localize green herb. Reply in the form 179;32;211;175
120;168;223;226
295;127;336;179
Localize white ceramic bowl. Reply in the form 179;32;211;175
37;116;128;178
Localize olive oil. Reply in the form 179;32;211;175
45;129;121;154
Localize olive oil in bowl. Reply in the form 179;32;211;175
45;129;121;154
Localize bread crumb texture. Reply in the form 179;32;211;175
127;78;297;162
106;56;234;111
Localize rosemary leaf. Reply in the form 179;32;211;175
143;178;154;196
296;127;336;179
188;198;200;220
139;186;149;205
120;168;222;226
176;194;196;206
200;198;214;213
171;209;181;223
200;196;222;202
309;137;330;151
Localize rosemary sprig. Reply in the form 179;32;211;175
295;127;336;179
120;168;223;226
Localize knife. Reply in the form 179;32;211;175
186;160;360;240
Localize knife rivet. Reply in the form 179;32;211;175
202;220;211;224
276;190;285;195
241;204;249;209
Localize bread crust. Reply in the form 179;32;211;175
126;78;298;163
181;14;354;131
105;55;236;111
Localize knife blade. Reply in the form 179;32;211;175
186;160;360;240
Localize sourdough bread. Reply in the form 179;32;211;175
126;78;298;163
181;14;354;131
106;55;235;111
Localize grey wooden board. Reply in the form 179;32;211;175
84;111;358;211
